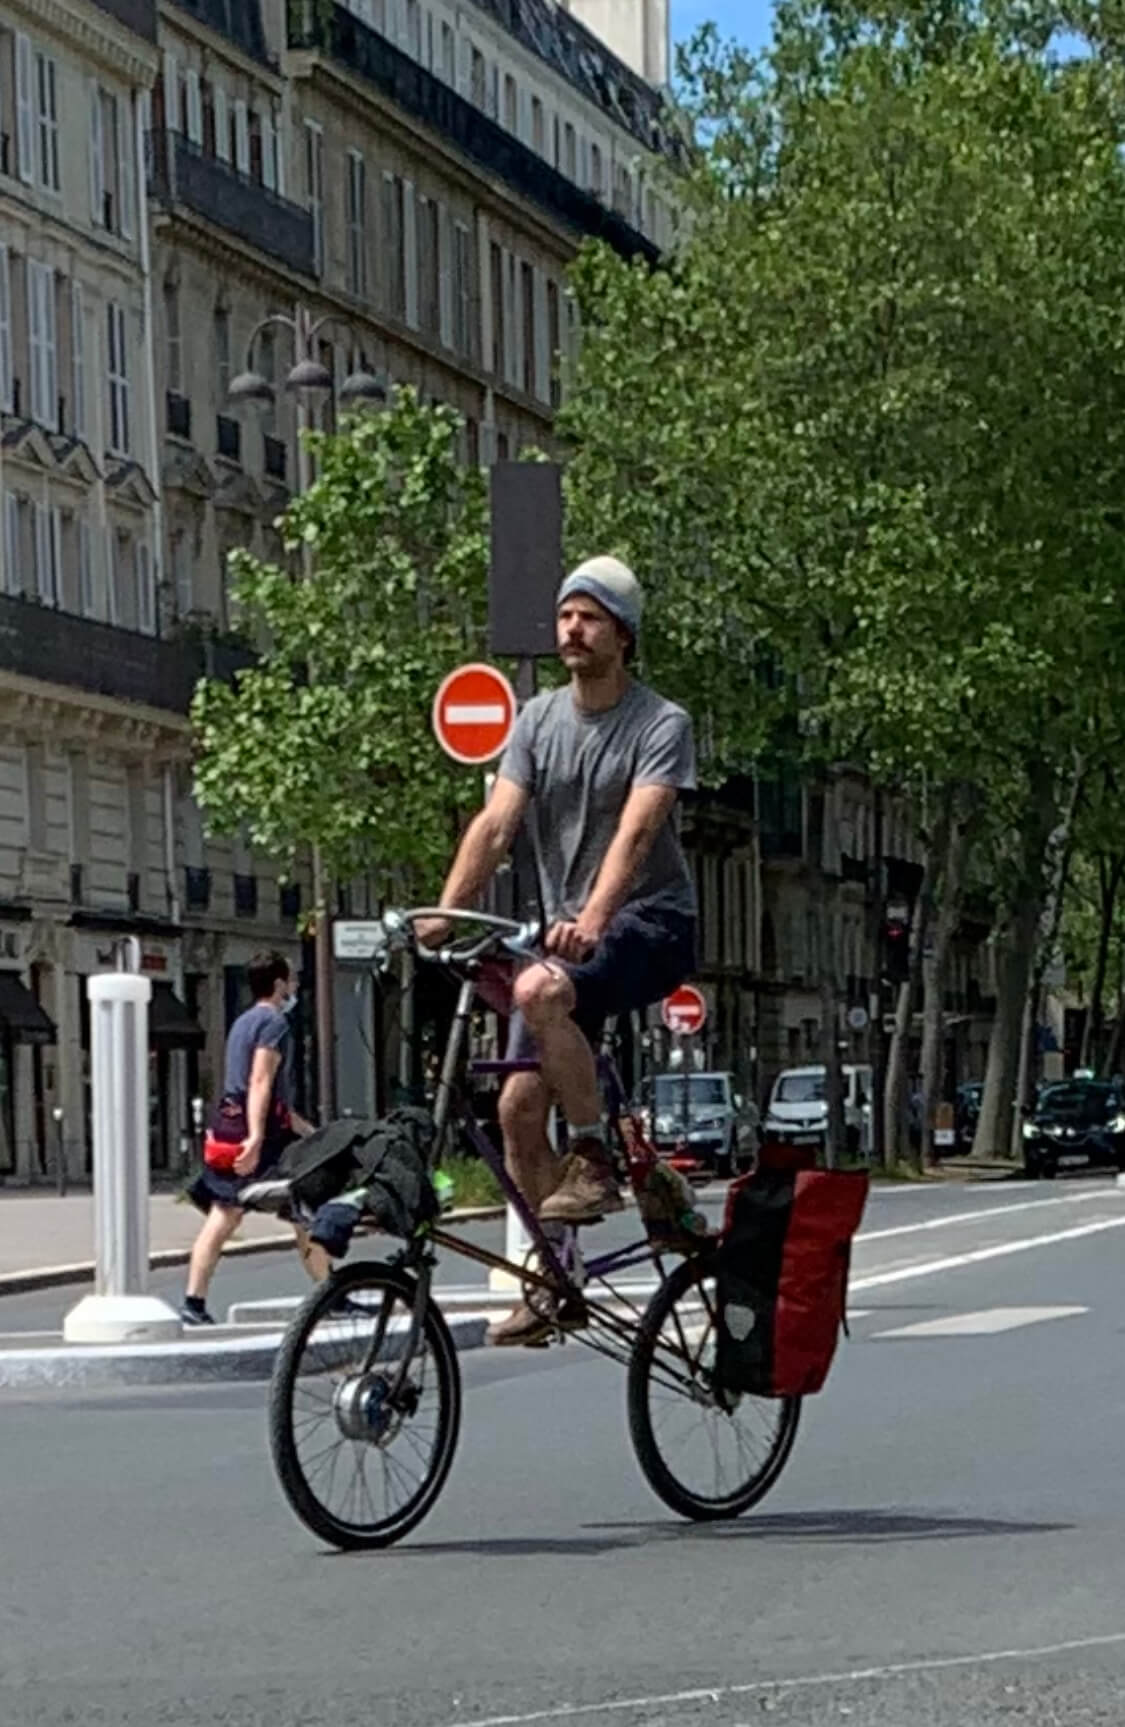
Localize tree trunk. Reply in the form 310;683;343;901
1103;931;1125;1079
920;799;974;1167
972;762;1058;1161
883;795;950;1169
1080;854;1123;1072
866;789;888;1168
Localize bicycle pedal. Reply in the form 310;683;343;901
556;1294;589;1331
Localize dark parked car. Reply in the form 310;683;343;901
1021;1079;1125;1178
644;1071;758;1180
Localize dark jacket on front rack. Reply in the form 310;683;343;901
279;1107;438;1256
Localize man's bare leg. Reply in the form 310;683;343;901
497;1070;555;1211
185;1204;243;1305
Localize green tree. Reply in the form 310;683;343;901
561;1;1125;1162
191;387;489;899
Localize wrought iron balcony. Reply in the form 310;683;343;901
148;130;317;279
0;593;252;715
90;0;157;40
288;6;658;265
168;0;268;63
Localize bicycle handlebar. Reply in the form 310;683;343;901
373;907;540;971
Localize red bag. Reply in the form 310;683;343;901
716;1166;869;1397
202;1093;291;1173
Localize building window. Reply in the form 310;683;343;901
164;281;180;394
563;122;577;180
78;516;95;616
304;120;323;273
27;259;57;429
489;241;503;378
590;143;603;198
347;150;366;296
547;278;561;409
531;96;545;155
0;245;10;413
471;47;486;108
405;0;421;57
503;73;517;133
135;540;155;635
106;301;130;455
441;22;455;82
33;504;60;607
3;493;21;596
418;194;439;332
521;260;534;396
71;281;86;437
171;530;191;618
214;306;230;407
453;222;472;357
35;50;59;191
382;172;405;319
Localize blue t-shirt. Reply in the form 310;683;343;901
223;1002;292;1109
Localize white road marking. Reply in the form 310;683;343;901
872;1305;1087;1339
859;1189;1115;1244
444;703;507;725
441;1630;1125;1727
851;1213;1125;1292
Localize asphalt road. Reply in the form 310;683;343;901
3;1178;1125;1726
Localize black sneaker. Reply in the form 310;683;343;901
180;1302;216;1327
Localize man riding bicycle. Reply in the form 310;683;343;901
419;556;697;1346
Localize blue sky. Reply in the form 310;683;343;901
672;0;773;52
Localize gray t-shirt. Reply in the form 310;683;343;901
498;680;697;923
223;1002;292;1109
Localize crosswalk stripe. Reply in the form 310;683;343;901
871;1305;1087;1339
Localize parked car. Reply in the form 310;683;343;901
645;1071;758;1180
762;1064;873;1159
1021;1079;1125;1178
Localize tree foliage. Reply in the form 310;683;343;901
191;389;488;893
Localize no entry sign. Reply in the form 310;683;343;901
432;662;517;765
662;984;707;1036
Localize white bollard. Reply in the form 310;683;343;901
64;974;181;1343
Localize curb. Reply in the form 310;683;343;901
0;1205;507;1299
0;1311;492;1390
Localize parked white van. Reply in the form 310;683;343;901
763;1064;873;1158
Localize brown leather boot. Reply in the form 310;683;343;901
538;1138;624;1225
487;1303;552;1348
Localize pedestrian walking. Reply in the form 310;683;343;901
181;950;328;1326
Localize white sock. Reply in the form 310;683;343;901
568;1121;605;1146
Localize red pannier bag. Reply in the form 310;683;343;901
715;1166;869;1397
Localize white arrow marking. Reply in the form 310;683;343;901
445;703;507;725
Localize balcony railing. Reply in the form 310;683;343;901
216;414;241;464
289;7;658;265
0;593;253;714
148;130;318;278
91;0;157;40
166;391;191;439
169;0;268;62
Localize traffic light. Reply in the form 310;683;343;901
884;915;911;986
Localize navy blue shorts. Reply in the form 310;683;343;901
505;901;696;1061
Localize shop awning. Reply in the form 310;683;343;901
149;982;205;1050
0;973;55;1045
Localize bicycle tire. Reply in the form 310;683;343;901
627;1251;801;1521
269;1260;461;1550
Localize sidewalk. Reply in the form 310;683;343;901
0;1191;503;1295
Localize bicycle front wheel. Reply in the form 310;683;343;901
268;1260;461;1550
627;1252;800;1521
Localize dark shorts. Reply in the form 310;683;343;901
505;901;696;1061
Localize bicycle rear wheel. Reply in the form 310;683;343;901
627;1252;800;1521
268;1261;461;1550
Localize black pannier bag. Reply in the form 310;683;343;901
715;1166;869;1397
278;1108;438;1257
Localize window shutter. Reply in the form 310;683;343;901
0;244;10;414
135;540;154;634
118;94;135;238
105;526;118;625
260;110;276;191
15;34;33;185
89;81;104;224
438;204;453;349
27;259;43;423
71;281;85;438
212;86;227;159
403;178;418;329
79;517;94;616
533;269;549;403
50;509;62;608
186;71;203;147
275;119;286;196
163;51;180;131
233;99;249;174
4;495;19;596
43;266;57;429
457;36;472;97
34;504;51;604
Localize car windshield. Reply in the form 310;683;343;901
1037;1083;1114;1121
653;1076;727;1115
775;1073;825;1104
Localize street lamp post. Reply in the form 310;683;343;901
229;308;386;1125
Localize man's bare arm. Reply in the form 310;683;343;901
548;785;678;959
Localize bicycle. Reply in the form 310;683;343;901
260;908;801;1549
